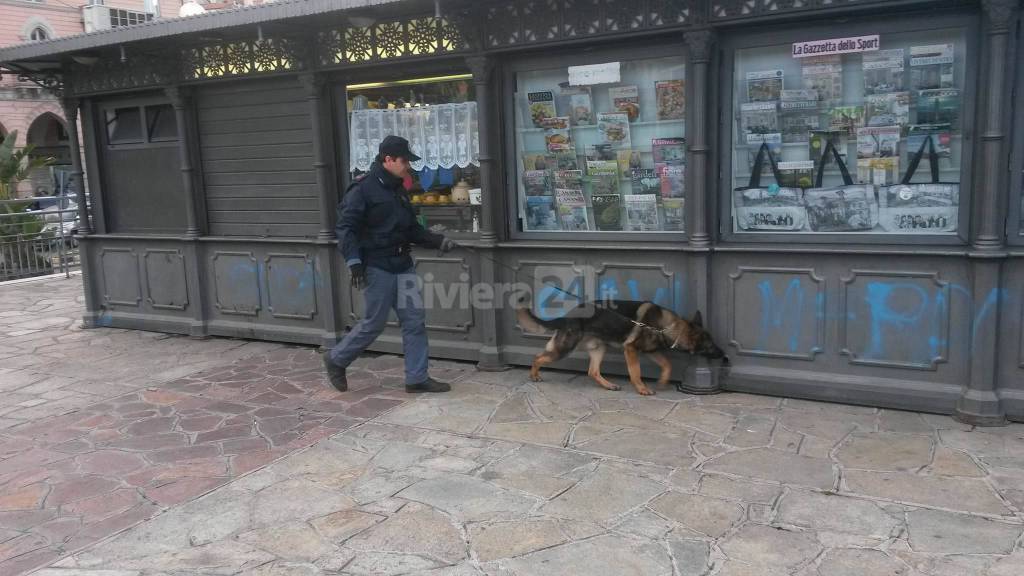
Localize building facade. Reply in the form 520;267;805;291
1;0;1021;425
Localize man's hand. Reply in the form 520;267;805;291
439;237;458;253
350;264;367;290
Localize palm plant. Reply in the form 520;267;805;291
0;130;55;274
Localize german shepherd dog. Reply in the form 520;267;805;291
516;299;729;395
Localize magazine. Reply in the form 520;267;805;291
553;169;584;190
809;130;847;166
780;89;819;111
609;85;641;122
746;70;783;102
522;153;555;171
592;194;623;231
658;164;685;198
552;151;579;171
910;44;955;90
527;91;556;128
907;123;953;161
656;79;685;120
864;92;910;128
740;101;779;142
856;126;901;159
662;198;685;231
555;188;589;231
630;168;660;196
556;83;595;126
857;157;900;186
523;170;550;196
526;195;559;230
781;110;821;143
916;89;960;125
586;143;616;161
542;116;573;152
829;106;864;136
624;194;661;231
598;112;632;147
801;55;843;106
777;161;815;189
587;160;620;196
617;149;641;180
863;49;906;95
652;137;687;165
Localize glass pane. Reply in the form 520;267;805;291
146;104;178;141
514;56;686;233
104;106;143;144
344;75;481;234
731;29;967;235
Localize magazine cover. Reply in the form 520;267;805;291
907;124;953;161
553;151;579;171
609;85;641;122
910;44;955;90
777;161;815;189
917;89;960;125
554;169;584;190
527;91;556;128
857;157;900;186
656;79;685;120
522;153;555;171
630;168;660;196
617;149;641;180
598;112;632;147
863;49;906;95
781;110;821;143
542;116;573;152
592;194;623;231
780;89;819;111
556;83;595;126
865;92;910;128
809;130;847;166
662;198;685;231
857;126;901;159
652;137;687;165
801;55;843;106
523;170;550;196
745;70;783;102
658;164;685;198
587;160;620;196
625;194;661;231
829;106;864;136
526;195;559;230
586;143;617;161
555;188;589;231
740;101;779;142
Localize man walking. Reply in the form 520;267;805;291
323;135;455;394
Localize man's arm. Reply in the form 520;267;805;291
408;218;444;250
336;187;366;266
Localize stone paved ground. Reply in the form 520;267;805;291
2;274;1024;575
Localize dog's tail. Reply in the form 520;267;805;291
515;296;566;334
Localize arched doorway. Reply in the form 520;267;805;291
26;112;71;199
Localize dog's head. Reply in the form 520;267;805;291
664;311;729;364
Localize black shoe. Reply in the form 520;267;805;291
405;377;451;394
322;352;348;392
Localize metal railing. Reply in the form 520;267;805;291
0;195;82;282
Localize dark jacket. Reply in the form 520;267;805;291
336;163;443;273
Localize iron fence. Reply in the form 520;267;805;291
0;196;81;282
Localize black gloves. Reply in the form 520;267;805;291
350;263;367;290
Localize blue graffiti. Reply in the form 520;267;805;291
863;281;942;361
758;278;805;353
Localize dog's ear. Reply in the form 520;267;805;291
691;310;703;327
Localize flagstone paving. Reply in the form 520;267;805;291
2;274;1024;575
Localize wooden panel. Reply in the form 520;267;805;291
102;146;186;234
206;198;320;211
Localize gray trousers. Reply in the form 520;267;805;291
328;265;429;385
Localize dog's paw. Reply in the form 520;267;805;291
635;386;655;396
528;374;543;382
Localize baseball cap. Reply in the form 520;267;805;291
378;135;421;162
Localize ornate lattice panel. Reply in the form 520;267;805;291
71;53;176;95
316;17;469;66
709;0;912;20
485;0;696;47
183;37;307;80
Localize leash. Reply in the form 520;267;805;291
441;241;681;345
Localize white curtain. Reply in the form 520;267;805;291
348;102;480;173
